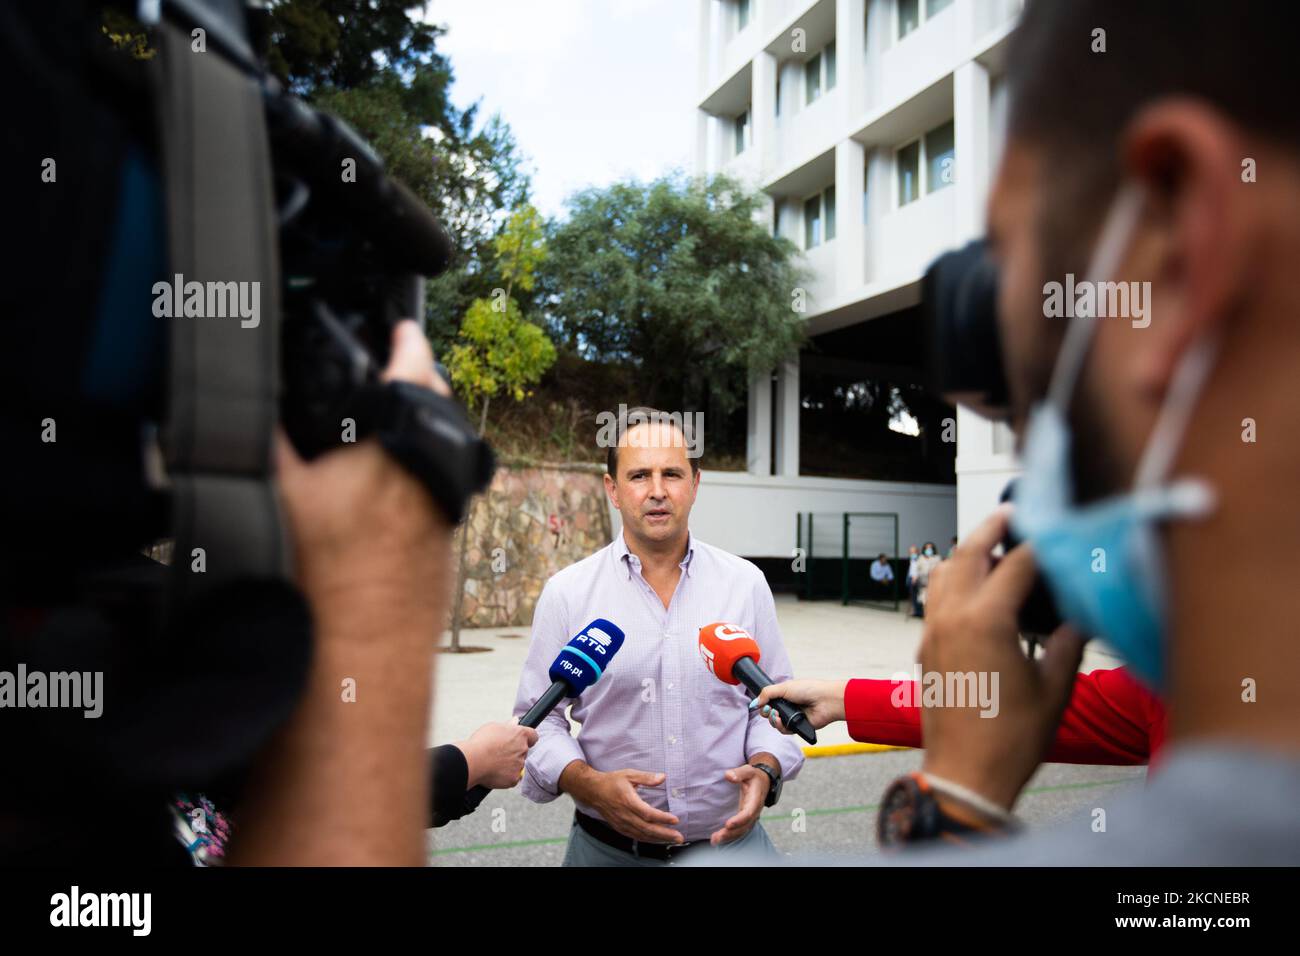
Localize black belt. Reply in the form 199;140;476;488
574;811;702;862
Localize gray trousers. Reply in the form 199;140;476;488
561;818;777;867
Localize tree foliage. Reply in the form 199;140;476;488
538;173;807;413
267;0;531;351
446;204;556;413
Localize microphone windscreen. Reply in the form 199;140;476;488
548;619;626;695
698;622;761;685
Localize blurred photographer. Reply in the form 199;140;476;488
890;0;1300;861
749;0;1300;863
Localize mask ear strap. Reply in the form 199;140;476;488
1133;333;1220;490
1046;184;1148;411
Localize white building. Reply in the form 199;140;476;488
690;0;1022;564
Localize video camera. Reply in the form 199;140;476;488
0;0;493;808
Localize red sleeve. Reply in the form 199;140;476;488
842;668;1165;765
1045;666;1166;765
844;679;923;748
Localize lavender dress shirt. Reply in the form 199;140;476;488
512;531;805;843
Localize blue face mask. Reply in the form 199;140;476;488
1011;185;1218;691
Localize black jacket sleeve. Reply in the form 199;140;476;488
428;743;472;828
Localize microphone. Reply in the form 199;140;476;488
698;622;817;744
461;619;626;809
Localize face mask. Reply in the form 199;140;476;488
924;547;935;556
1010;184;1218;691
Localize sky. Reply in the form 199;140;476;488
422;0;698;219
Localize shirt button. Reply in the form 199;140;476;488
672;788;682;798
666;682;674;690
668;736;677;744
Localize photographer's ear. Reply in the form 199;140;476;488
1121;100;1256;397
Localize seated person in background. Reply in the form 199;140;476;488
869;553;895;600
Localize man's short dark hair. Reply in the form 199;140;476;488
604;405;700;479
1007;0;1300;281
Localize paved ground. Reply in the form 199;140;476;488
427;596;1139;865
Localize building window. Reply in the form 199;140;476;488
734;109;751;156
803;40;837;106
899;0;952;39
897;140;920;206
775;72;781;119
863;165;870;222
898;0;920;38
803;186;836;248
925;120;955;192
804;194;822;248
805;53;822;105
897;119;956;206
737;0;751;32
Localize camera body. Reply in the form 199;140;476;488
922;241;1064;638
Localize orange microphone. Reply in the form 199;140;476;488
698;622;817;744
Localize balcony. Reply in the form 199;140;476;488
872;184;956;286
770;84;842;174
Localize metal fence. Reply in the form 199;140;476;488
795;512;900;609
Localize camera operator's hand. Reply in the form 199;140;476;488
917;505;1085;812
233;320;456;866
276;319;453;611
457;720;539;790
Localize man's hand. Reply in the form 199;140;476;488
559;763;684;844
751;679;848;732
457;720;539;790
918;504;1085;811
710;758;774;846
276;319;453;624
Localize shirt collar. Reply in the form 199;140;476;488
615;530;696;579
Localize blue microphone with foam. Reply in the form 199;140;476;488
527;618;625;721
462;619;625;808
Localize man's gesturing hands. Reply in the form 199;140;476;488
560;764;685;844
918;505;1085;811
710;758;775;846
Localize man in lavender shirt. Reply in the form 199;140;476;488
512;408;804;865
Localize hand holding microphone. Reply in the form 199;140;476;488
462;619;626;808
750;680;848;734
698;623;818;744
456;721;538;790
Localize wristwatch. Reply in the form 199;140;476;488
877;772;1016;847
750;761;782;808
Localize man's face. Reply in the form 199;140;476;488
604;422;699;547
986;140;1166;501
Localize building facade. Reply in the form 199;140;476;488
692;0;1023;562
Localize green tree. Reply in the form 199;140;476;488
268;1;531;351
445;204;555;647
266;0;452;126
538;173;808;413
